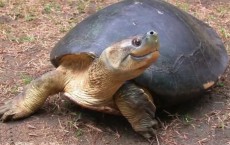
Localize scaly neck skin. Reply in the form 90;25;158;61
64;57;125;107
81;59;124;100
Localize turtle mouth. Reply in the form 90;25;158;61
130;51;156;61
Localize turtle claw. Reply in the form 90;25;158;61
1;111;15;122
142;130;156;140
136;119;158;139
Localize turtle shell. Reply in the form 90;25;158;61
50;0;228;106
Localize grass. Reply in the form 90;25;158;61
76;0;87;13
0;0;5;7
75;129;83;137
25;13;36;21
10;86;19;94
43;3;52;14
19;35;36;43
221;28;230;39
21;74;33;85
216;82;225;87
182;114;193;125
43;2;61;14
7;34;35;43
217;113;230;129
216;5;229;15
175;1;190;12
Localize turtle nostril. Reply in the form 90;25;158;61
148;31;158;36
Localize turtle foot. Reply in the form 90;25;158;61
0;97;30;122
114;82;159;139
0;99;16;121
133;117;159;139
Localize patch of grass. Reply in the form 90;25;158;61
216;113;230;130
6;3;38;21
21;74;33;85
2;28;36;43
220;28;230;39
207;15;216;21
70;112;82;121
10;85;19;94
216;82;225;87
77;1;87;13
216;5;228;15
19;35;35;43
182;114;193;125
66;116;84;138
75;129;83;137
2;28;12;40
43;2;61;14
44;3;52;14
175;1;190;12
0;0;5;7
25;13;36;21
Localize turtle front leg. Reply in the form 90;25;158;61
0;69;66;122
114;82;158;139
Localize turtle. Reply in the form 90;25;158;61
0;0;228;140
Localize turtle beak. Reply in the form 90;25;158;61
130;31;159;59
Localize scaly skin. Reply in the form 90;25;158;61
0;69;66;121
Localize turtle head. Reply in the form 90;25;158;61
100;30;160;80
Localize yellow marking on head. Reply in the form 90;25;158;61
203;81;215;89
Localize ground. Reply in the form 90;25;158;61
0;0;229;145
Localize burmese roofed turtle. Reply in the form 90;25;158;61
0;0;228;139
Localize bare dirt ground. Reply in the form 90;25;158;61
0;0;229;145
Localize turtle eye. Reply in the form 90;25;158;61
132;38;142;47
